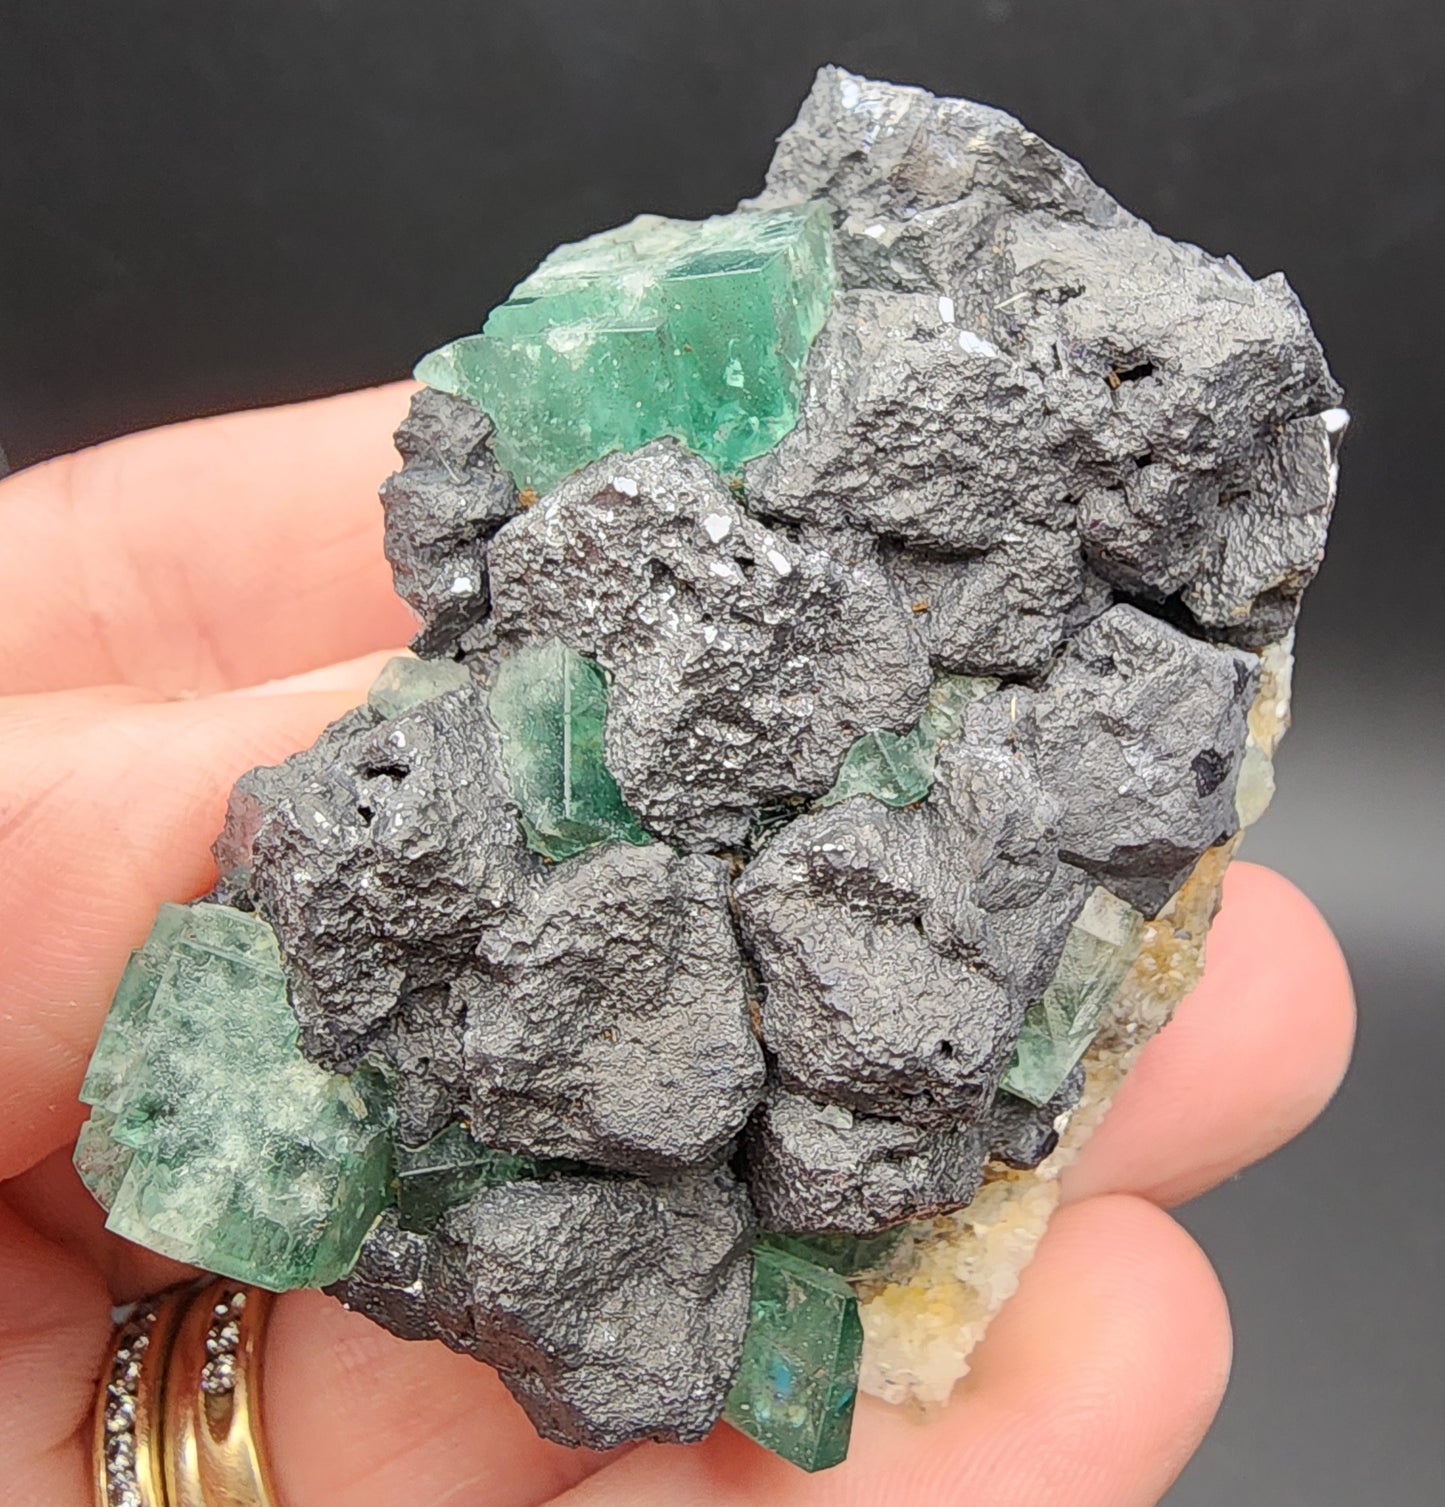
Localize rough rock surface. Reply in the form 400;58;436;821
219;687;762;1169
327;1209;476;1351
743;66;1343;669
333;1170;756;1449
744;1090;986;1235
735;798;1018;1123
882;526;1101;677
1182;410;1344;645
487;440;930;848
379;389;519;656
735;694;1097;1125
462;841;764;1171
1020;604;1259;913
218;682;531;1069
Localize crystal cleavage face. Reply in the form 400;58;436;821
74;66;1344;1471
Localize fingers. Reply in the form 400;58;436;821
0;676;384;1180
547;1195;1230;1507
1062;862;1355;1208
0;1197;110;1507
0;384;419;699
264;1289;617;1507
2;1147;198;1303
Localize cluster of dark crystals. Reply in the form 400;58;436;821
214;68;1341;1451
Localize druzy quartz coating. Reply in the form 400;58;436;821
77;67;1345;1469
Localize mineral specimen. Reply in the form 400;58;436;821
1003;891;1145;1106
394;1119;549;1233
819;673;999;809
744;1090;987;1236
485;439;931;847
366;654;472;719
458;840;765;1171
378;389;518;655
76;64;1344;1471
759;1228;908;1279
987;1066;1088;1171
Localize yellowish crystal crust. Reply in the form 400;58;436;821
858;639;1294;1406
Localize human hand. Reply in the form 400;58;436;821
0;387;1355;1506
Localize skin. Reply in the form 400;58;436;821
0;386;1356;1507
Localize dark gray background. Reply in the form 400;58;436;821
1;3;1441;1501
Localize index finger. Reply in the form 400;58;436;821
0;384;419;697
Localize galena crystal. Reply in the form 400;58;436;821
74;904;393;1290
76;65;1344;1471
417;203;835;491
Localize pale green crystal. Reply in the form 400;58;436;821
396;1120;546;1232
1234;737;1276;827
78;901;191;1109
416;204;835;492
1003;887;1146;1106
367;655;472;718
758;1228;907;1279
488;639;650;861
820;674;999;809
75;903;394;1290
822;727;935;808
724;1247;863;1472
72;1108;132;1210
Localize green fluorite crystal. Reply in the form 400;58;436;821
489;639;650;861
820;673;999;809
396;1120;546;1232
416;204;835;492
724;1247;863;1472
74;903;394;1291
758;1228;906;1278
1003;887;1146;1106
367;654;472;718
72;1108;132;1210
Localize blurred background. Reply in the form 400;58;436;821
1;3;1440;1500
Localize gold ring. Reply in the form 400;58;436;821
93;1285;191;1507
93;1279;277;1507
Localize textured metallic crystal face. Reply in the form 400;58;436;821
75;66;1345;1469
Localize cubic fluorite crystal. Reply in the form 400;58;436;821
395;1119;548;1232
366;653;472;718
77;65;1345;1470
759;1228;907;1278
75;903;393;1290
417;203;835;491
820;673;999;809
1003;888;1146;1106
488;638;650;859
724;1247;864;1472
